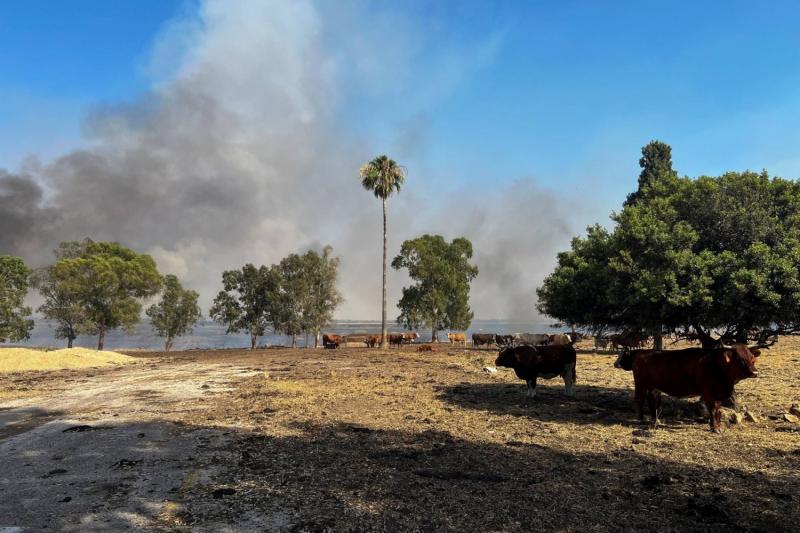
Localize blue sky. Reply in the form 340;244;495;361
2;0;800;206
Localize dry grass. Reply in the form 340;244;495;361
0;347;136;373
128;338;799;531
3;339;798;530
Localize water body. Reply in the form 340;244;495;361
13;319;562;351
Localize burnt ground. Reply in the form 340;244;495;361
0;339;799;531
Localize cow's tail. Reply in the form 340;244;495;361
572;365;577;384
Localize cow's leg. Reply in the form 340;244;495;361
526;377;538;398
634;384;646;421
646;391;656;421
562;362;576;396
704;396;723;433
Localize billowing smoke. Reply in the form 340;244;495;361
0;0;589;322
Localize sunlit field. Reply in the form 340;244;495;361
1;338;798;531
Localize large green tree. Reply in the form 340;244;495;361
49;239;162;350
30;265;85;348
210;264;280;349
392;235;478;342
146;275;202;352
360;155;405;348
301;246;343;348
0;256;34;343
538;143;800;347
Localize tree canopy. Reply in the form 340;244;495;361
30;264;85;348
538;143;800;347
146;274;202;352
210;247;343;349
210;264;279;349
392;234;478;341
48;239;163;350
0;255;34;343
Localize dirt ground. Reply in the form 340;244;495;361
0;338;799;532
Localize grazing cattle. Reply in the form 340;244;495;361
472;333;497;347
418;345;436;352
495;334;515;347
495;345;577;398
388;333;404;347
322;334;343;349
549;333;572;346
610;333;645;350
518;333;550;346
402;332;419;343
365;335;380;348
632;344;760;432
447;332;466;345
594;336;611;351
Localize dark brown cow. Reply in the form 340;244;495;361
494;345;577;398
610;333;645;350
417;345;436;352
495;334;515;347
613;349;657;371
632;344;760;432
322;334;343;349
388;333;404;347
365;335;380;348
472;333;496;347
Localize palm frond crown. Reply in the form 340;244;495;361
359;155;406;199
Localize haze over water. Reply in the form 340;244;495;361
17;319;562;351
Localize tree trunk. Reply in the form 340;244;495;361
165;338;173;352
97;328;105;351
315;328;320;348
380;198;388;349
653;327;663;350
431;325;437;343
292;334;297;348
67;337;74;349
250;333;257;350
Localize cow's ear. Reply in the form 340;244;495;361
751;348;761;357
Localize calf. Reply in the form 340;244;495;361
417;345;436;352
494;345;577;398
632;344;759;432
402;332;419;343
549;333;573;346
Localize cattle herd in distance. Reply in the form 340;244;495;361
320;330;762;433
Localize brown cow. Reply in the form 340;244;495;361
472;333;496;347
388;333;404;348
494;345;577;398
447;332;466;345
610;333;645;350
632;344;760;432
365;335;380;348
417;345;436;352
322;334;343;349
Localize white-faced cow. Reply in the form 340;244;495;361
494;345;577;398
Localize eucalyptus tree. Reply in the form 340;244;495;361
392;234;478;343
360;155;406;348
146;275;202;352
0;255;34;343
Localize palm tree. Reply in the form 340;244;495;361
359;155;406;348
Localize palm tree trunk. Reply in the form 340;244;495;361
381;198;388;349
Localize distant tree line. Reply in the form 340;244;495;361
0;239;346;352
538;140;800;347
